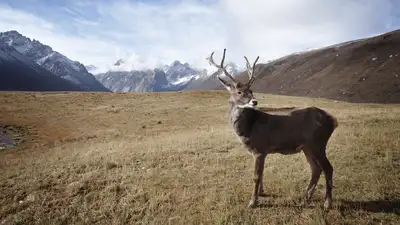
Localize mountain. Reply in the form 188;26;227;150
164;60;199;83
184;62;239;90
209;29;400;103
0;30;110;92
85;64;97;73
94;69;174;92
0;41;84;91
94;58;240;92
94;60;209;92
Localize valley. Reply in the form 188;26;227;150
0;91;399;224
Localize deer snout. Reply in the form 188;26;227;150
250;99;258;106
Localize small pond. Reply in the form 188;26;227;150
0;135;16;149
0;125;26;150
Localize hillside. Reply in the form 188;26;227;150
211;29;400;103
0;31;110;92
0;42;84;91
0;91;399;224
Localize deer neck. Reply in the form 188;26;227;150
227;100;258;138
228;100;241;126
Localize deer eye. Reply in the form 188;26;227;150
237;91;242;95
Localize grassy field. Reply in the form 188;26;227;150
0;91;399;225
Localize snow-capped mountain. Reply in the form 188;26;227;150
85;64;97;73
0;40;83;91
95;69;172;92
93;58;240;92
0;30;242;93
0;30;110;92
164;60;199;82
183;61;240;90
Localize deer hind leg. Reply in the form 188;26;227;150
258;175;267;197
315;150;333;211
302;152;322;205
248;153;266;208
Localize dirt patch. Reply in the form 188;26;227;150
0;125;28;150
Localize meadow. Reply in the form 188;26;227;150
0;91;399;225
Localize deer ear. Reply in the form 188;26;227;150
217;76;233;91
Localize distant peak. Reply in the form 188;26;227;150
114;59;125;66
1;30;22;36
0;30;28;41
0;30;53;52
171;60;182;67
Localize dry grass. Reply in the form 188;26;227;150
0;90;399;225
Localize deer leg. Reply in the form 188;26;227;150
302;153;322;205
248;153;266;208
316;152;333;211
258;175;267;197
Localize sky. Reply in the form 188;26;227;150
1;0;399;72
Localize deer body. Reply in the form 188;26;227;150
228;103;337;156
208;49;338;211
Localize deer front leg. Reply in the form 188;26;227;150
248;153;266;208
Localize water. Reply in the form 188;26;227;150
0;125;26;150
0;134;16;149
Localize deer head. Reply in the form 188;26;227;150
207;49;260;108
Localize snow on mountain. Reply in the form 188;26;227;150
171;75;196;85
0;30;110;92
85;64;97;72
164;60;199;82
94;68;175;92
92;56;241;93
0;40;84;91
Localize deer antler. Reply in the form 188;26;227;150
244;55;260;86
207;48;236;83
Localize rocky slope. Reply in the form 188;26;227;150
0;41;84;91
210;29;400;103
95;69;175;92
0;30;109;92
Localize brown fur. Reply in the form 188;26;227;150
208;49;339;210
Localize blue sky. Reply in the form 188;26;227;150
1;0;399;72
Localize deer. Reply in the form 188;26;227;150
207;49;339;211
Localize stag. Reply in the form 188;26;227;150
207;49;338;210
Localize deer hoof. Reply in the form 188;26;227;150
300;198;309;208
247;199;258;208
323;199;331;211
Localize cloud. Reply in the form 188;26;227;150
219;0;399;61
0;3;119;69
0;0;399;72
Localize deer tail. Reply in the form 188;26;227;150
325;111;339;129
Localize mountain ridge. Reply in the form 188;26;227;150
0;41;84;91
94;58;239;92
1;29;399;103
211;29;400;103
0;30;110;92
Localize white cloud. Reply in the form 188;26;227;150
219;0;398;64
0;0;399;72
0;3;120;69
